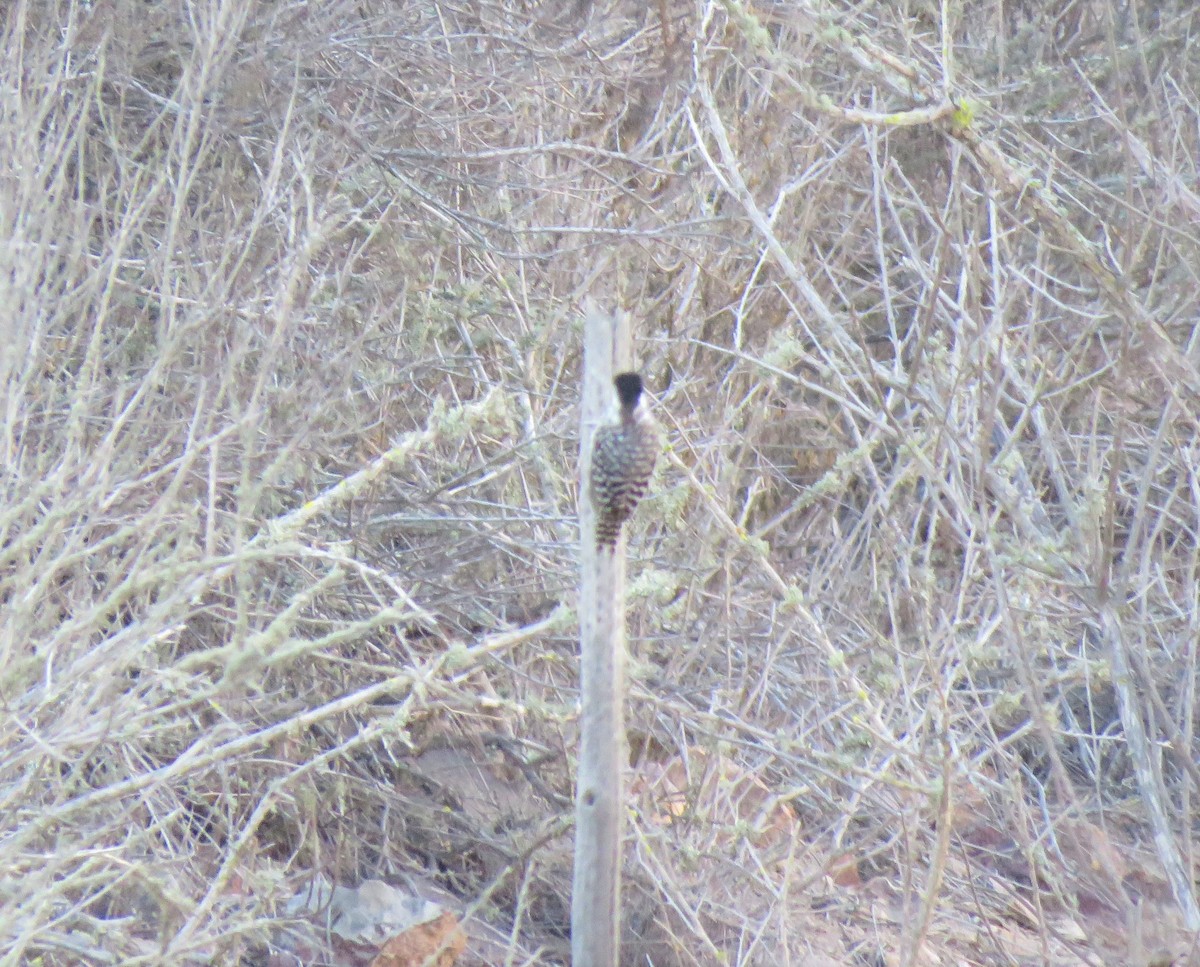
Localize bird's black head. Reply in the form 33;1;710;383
613;372;644;409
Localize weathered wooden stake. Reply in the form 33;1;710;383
571;301;632;967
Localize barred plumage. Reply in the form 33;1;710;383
590;372;660;551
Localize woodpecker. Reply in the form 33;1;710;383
590;371;660;551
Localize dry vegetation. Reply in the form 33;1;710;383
3;0;1200;963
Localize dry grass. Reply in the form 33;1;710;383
3;0;1200;963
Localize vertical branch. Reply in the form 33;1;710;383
572;300;631;967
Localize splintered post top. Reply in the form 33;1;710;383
613;372;644;409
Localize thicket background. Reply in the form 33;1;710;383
3;0;1200;964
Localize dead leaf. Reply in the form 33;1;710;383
370;911;466;967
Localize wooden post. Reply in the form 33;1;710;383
572;301;632;967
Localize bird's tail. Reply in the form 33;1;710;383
594;515;621;550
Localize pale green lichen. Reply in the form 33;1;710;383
949;98;976;132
